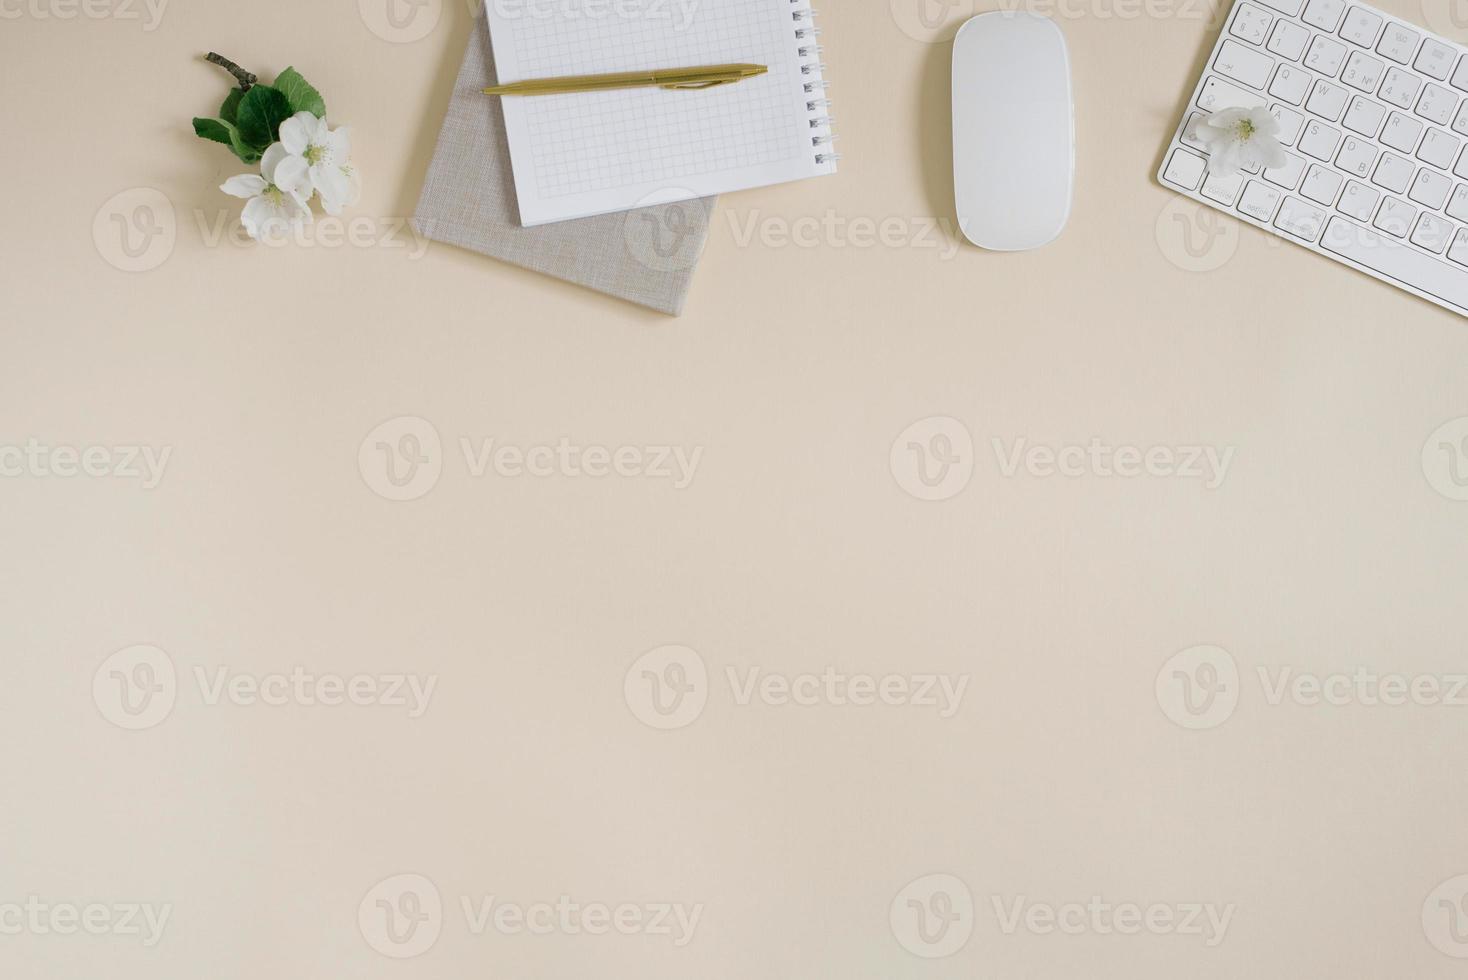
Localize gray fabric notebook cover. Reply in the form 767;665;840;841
411;16;715;316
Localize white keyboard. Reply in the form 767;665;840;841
1158;0;1468;317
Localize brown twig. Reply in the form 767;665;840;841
204;53;256;92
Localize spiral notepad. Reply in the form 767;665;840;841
486;0;837;226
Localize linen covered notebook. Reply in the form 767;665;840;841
411;15;715;316
486;0;837;226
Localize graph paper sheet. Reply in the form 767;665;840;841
486;0;836;226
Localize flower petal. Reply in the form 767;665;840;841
342;167;362;208
1246;106;1279;132
1212;142;1243;177
285;192;313;225
313;164;352;204
1207;107;1245;127
274;154;312;197
240;196;271;240
1258;140;1287;169
261;142;291;184
327;125;351;161
279;113;314;156
221;174;267;199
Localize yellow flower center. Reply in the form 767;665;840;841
1234;119;1256;141
305;144;328;166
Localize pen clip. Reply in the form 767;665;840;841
661;78;739;90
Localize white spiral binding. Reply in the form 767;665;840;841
793;0;839;167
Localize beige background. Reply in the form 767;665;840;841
4;0;1468;976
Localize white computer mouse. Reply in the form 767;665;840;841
952;12;1074;251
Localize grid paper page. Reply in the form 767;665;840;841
487;0;835;226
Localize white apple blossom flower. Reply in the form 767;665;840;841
279;110;361;215
220;143;312;241
1189;106;1287;177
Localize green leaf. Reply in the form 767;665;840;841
193;116;234;146
193;116;261;164
274;67;326;118
229;131;262;164
220;88;244;125
235;84;292;151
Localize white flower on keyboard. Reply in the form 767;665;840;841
1190;106;1286;178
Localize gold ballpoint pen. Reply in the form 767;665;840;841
483;62;767;96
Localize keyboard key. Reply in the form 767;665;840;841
1305;35;1348;76
1265;151;1308;187
1448;183;1468;221
1216;39;1277;88
1275;195;1329;238
1373;151;1415;192
1344;95;1387;136
1322;216;1468;309
1338;179;1380;219
1412;211;1454;252
1416;83;1458;125
1270;103;1306;143
1375;195;1417;235
1299;120;1343;159
1379;67;1422;108
1342;51;1385;91
1270;64;1311;104
1338;5;1383;46
1164;148;1207;189
1181;112;1211;151
1337;134;1377;176
1238;179;1284;219
1202;170;1245;205
1255;0;1303;15
1455;150;1468;179
1375;23;1420;65
1416;38;1458;81
1409;167;1452;208
1198;74;1269;112
1180;112;1205;149
1418;128;1460;169
1450;226;1468;264
1381;111;1424;151
1268;19;1311;60
1302;163;1345;203
1302;0;1346;31
1308;79;1351;119
1453;56;1468;93
1230;3;1274;44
